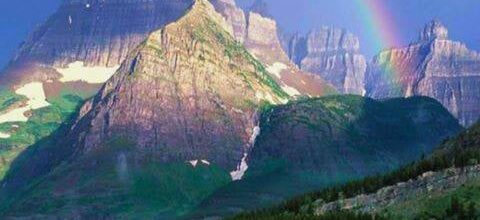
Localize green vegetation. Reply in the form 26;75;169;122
189;95;461;218
1;137;231;219
382;181;480;219
231;121;480;219
0;87;26;113
231;210;385;220
0;87;93;179
197;18;289;99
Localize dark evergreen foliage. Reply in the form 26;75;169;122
232;121;480;219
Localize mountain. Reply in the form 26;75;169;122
213;0;336;97
233;121;480;220
0;0;332;182
0;0;289;218
0;0;195;181
366;20;480;127
286;27;367;95
187;95;461;218
3;0;194;84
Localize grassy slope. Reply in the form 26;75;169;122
2;139;231;219
189;95;461;218
0;86;94;179
232;121;480;220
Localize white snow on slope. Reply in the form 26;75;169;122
281;84;301;96
0;132;11;139
55;61;119;84
188;159;211;167
189;160;199;167
255;91;276;104
230;126;261;181
230;153;249;181
266;62;287;79
0;82;51;125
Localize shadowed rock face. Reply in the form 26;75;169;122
14;0;193;67
366;21;480;127
285;27;367;95
3;0;193;84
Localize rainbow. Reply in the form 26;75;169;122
354;0;407;93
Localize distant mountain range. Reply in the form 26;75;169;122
285;21;480;127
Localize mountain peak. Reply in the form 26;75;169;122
420;20;449;41
184;0;234;35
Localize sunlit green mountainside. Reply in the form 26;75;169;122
187;95;461;218
232;121;480;220
0;85;96;179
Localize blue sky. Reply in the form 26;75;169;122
1;0;480;69
0;0;60;69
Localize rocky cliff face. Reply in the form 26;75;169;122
315;165;480;215
4;0;194;84
213;1;336;97
366;21;480;126
286;27;367;95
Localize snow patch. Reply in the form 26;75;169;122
281;84;301;96
250;126;261;145
266;62;288;79
255;91;276;104
0;132;10;139
188;159;211;167
230;126;261;181
189;160;199;167
362;89;367;97
0;82;50;124
230;153;249;181
55;61;119;84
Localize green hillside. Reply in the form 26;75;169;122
189;95;462;218
232;121;480;220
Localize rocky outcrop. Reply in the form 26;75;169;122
211;0;247;43
365;21;480;126
213;0;336;97
285;27;367;95
315;165;480;215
